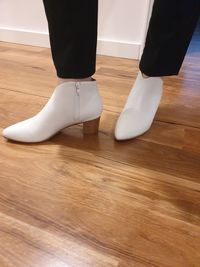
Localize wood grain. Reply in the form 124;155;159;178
0;27;200;267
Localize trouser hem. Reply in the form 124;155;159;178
139;64;179;77
56;69;96;79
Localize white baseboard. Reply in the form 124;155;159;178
0;27;50;48
0;27;141;59
97;39;140;59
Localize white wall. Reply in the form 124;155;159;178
0;0;151;59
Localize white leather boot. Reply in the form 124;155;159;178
115;72;163;140
2;78;103;143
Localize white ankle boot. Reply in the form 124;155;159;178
115;72;163;140
2;79;103;143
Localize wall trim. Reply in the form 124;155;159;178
0;27;141;59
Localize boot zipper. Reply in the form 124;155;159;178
75;82;81;121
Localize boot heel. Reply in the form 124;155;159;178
83;117;100;134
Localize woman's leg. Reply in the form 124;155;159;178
115;0;200;141
42;0;98;79
140;0;200;77
2;0;103;143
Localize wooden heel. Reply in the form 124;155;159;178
83;117;100;134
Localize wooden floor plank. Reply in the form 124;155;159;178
0;213;119;267
0;142;200;267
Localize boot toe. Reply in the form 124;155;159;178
3;123;27;142
2;120;36;142
114;108;150;141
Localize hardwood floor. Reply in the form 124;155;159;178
0;35;200;266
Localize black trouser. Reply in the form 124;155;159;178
42;0;200;78
140;0;200;76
